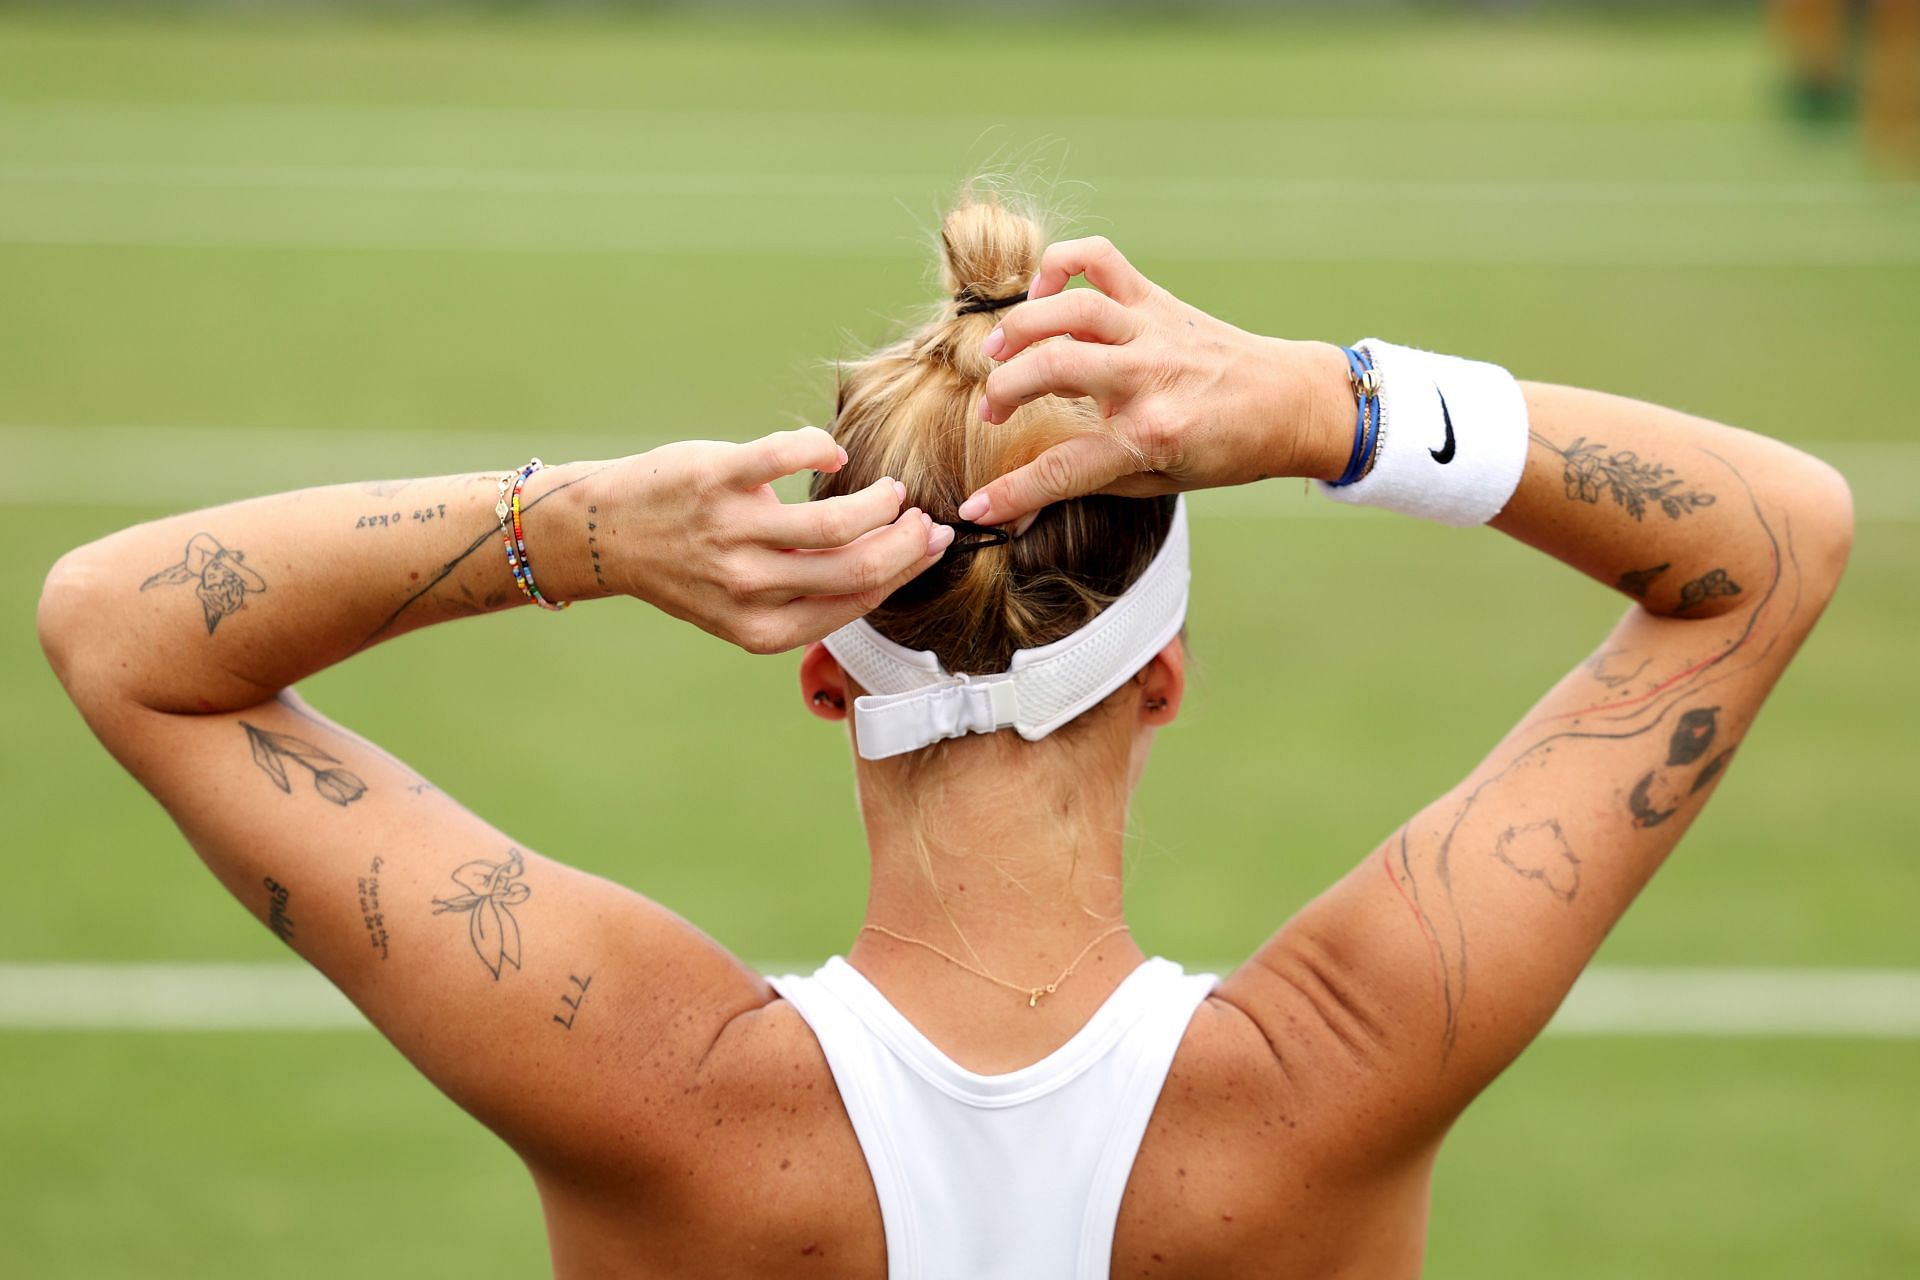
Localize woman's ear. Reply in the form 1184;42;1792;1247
799;642;851;722
1138;638;1186;727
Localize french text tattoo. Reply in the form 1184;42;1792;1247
432;848;531;980
553;974;593;1031
264;876;296;945
140;533;266;634
1616;563;1669;598
1531;432;1714;521
586;505;608;590
1677;568;1742;613
354;505;448;530
357;856;389;960
241;722;368;806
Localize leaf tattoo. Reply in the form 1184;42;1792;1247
432;849;531;980
140;533;267;634
1535;435;1714;522
240;722;367;806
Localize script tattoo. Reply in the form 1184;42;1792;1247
1616;563;1670;598
432;848;531;980
1677;568;1742;612
586;505;608;590
140;533;267;634
263;876;296;944
241;722;367;806
1491;819;1581;903
553;974;593;1030
357;856;390;960
1532;432;1714;521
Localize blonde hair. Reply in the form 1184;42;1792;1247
813;191;1176;681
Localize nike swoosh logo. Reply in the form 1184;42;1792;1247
1430;390;1457;464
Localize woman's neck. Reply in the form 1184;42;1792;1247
846;751;1148;1070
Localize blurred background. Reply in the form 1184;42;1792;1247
2;1;1915;1276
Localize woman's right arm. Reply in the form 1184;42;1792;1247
971;238;1853;1139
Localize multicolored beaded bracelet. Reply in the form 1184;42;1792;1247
494;458;570;612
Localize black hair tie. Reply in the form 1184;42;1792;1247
944;519;1011;556
955;290;1028;317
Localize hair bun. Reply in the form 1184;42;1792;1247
938;197;1043;315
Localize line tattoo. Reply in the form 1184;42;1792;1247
552;974;593;1030
263;877;296;944
1677;568;1742;612
1490;819;1581;903
1585;648;1651;690
1616;563;1670;598
432;848;531;979
140;533;267;634
1531;432;1715;521
241;722;368;806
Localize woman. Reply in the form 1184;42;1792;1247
38;195;1851;1278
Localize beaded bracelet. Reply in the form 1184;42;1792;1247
495;458;570;612
1330;345;1383;487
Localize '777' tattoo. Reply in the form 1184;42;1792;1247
140;532;267;634
241;723;367;806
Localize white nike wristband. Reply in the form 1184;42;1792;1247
1315;339;1530;527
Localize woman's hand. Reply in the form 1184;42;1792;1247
961;237;1352;528
602;427;952;655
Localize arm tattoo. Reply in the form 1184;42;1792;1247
1666;706;1720;766
263;876;296;944
140;533;267;635
1616;563;1669;597
241;722;368;806
354;505;448;530
357;856;389;960
432;848;531;979
1585;647;1650;689
553;974;593;1030
1490;819;1581;902
1677;568;1742;612
586;504;609;591
1690;748;1735;794
1531;432;1714;521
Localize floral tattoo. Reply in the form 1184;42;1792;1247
432;849;532;980
241;722;368;806
140;533;267;634
1534;434;1714;522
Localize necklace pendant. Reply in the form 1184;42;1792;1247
1028;989;1043;1008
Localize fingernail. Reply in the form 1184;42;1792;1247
977;394;993;423
920;510;933;532
927;523;955;557
957;492;988;521
981;326;1005;360
888;477;905;503
836;446;849;467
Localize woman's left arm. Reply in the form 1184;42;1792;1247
36;429;947;1163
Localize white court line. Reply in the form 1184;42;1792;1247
0;962;1914;1036
2;163;1906;208
6;425;1915;522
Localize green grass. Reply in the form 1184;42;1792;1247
2;8;1916;1277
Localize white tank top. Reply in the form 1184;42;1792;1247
770;956;1217;1279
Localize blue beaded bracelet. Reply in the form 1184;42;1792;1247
1331;345;1381;488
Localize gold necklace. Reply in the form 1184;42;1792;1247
859;922;1132;1009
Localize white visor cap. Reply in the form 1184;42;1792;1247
822;496;1190;761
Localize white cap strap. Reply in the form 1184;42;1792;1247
824;497;1190;761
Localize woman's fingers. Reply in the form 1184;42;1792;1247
757;475;907;549
956;432;1138;527
779;537;956;649
1027;236;1154;306
979;338;1131;424
719;426;848;490
982;288;1140;363
746;507;951;603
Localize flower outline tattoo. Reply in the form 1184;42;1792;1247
141;532;267;634
432;849;532;980
240;722;368;806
